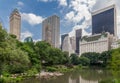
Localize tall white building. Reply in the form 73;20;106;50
42;15;60;48
10;9;21;40
79;32;113;56
61;34;75;56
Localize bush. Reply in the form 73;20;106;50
26;68;38;76
0;78;5;83
46;67;57;72
79;57;90;66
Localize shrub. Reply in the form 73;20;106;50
46;67;57;72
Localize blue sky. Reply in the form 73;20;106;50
0;0;120;41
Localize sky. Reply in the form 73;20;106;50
0;0;120;42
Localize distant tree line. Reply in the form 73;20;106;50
0;24;120;77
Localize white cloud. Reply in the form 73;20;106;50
64;0;96;37
21;31;33;41
17;1;24;6
37;0;68;6
37;0;48;2
33;39;41;42
58;0;67;6
65;11;75;22
21;13;44;26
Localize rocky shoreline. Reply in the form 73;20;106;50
36;71;64;79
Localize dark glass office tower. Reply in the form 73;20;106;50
92;5;116;36
76;29;82;54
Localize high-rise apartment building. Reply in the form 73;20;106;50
75;29;82;54
10;9;21;40
42;15;60;48
92;5;117;36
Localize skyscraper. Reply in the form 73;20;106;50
75;29;82;54
42;15;60;48
92;5;117;36
10;9;21;40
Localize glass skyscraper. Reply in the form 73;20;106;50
92;5;116;36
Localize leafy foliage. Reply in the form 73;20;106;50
0;25;30;74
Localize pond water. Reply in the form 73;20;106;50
20;69;116;83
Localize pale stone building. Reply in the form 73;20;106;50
70;36;76;52
61;34;75;56
42;15;60;48
10;9;21;40
111;38;120;49
79;32;113;56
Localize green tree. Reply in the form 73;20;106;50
62;51;70;64
70;53;79;65
21;42;41;71
47;48;63;65
79;57;90;66
0;25;30;74
35;41;51;64
81;52;100;65
110;48;120;70
99;51;112;67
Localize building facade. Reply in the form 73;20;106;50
92;5;117;36
79;32;113;56
42;15;60;48
10;9;21;40
61;34;75;56
111;38;120;49
70;36;76;52
75;29;82;54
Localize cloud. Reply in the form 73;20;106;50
37;0;48;2
58;0;67;6
33;39;41;42
64;0;96;37
21;31;33;41
37;0;68;6
17;1;24;6
21;13;44;26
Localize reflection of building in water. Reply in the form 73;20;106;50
79;76;98;83
69;77;79;83
69;75;98;83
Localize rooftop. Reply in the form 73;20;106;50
81;32;108;42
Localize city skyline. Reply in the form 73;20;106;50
0;0;120;41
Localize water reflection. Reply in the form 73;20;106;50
20;69;114;83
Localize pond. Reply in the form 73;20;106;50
20;69;118;83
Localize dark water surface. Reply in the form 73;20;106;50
20;69;114;83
